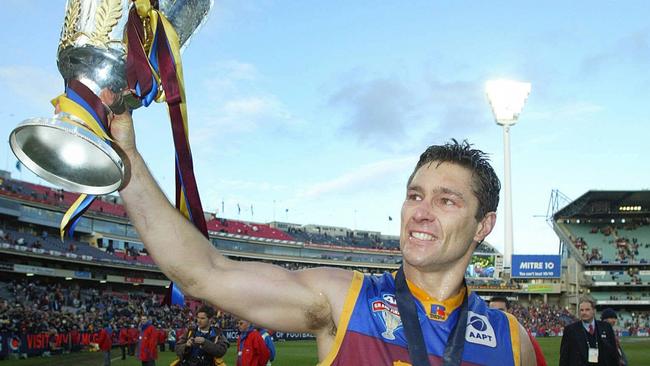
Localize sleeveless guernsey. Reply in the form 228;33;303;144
320;271;521;366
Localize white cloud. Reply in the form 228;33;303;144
191;60;297;146
298;156;416;199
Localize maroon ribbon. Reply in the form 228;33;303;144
67;79;110;132
124;5;208;239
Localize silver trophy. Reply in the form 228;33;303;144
9;0;212;195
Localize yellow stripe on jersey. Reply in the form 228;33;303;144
505;312;521;366
318;271;365;366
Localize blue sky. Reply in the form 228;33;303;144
0;1;648;256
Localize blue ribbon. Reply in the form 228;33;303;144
66;88;107;133
67;194;96;238
171;282;185;306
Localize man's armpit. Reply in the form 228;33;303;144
305;297;335;335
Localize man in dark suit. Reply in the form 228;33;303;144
560;298;620;366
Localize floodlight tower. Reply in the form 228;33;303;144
485;79;531;273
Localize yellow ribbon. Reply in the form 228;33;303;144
50;94;113;142
60;194;88;240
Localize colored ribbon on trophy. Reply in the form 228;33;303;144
52;80;112;240
125;0;208;306
125;0;208;239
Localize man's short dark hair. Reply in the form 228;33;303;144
407;139;501;221
197;305;214;319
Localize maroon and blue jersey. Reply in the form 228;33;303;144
320;271;522;366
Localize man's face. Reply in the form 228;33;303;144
196;312;210;330
140;316;148;325
237;320;250;332
579;302;595;322
489;300;507;312
400;162;494;270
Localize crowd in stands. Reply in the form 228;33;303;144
2;273;650;361
208;217;294;241
570;221;650;263
0;279;189;335
0;227;158;267
509;301;576;336
619;311;650;335
590;267;650;285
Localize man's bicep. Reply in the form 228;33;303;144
194;259;353;333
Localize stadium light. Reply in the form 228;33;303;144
486;79;531;273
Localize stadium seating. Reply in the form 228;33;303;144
563;222;650;263
206;218;294;241
590;291;650;301
0;177;127;218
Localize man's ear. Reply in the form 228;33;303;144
474;212;496;243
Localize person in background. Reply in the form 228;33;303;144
560;298;619;366
157;324;167;352
489;296;547;366
137;314;158;366
118;322;129;360
97;321;113;366
236;319;269;366
175;306;229;366
256;327;275;366
128;322;139;356
167;326;177;352
600;308;627;366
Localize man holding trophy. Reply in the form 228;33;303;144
105;97;538;365
12;1;539;365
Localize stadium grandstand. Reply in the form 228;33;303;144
553;190;650;336
0;170;649;360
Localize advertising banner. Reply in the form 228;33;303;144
511;255;561;278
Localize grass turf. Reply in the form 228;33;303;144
2;337;648;365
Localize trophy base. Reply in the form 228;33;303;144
9;113;124;196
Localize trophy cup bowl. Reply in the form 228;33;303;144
9;0;212;195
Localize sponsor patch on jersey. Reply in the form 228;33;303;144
465;311;497;347
371;293;402;340
429;304;447;321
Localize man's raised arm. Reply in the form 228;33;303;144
109;104;352;335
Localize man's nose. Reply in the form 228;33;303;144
413;199;435;222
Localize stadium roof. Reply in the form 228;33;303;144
554;190;650;219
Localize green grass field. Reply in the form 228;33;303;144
2;337;648;365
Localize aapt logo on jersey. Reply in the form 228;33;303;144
371;293;402;340
465;311;496;347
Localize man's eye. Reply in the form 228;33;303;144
407;193;422;201
441;198;455;206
